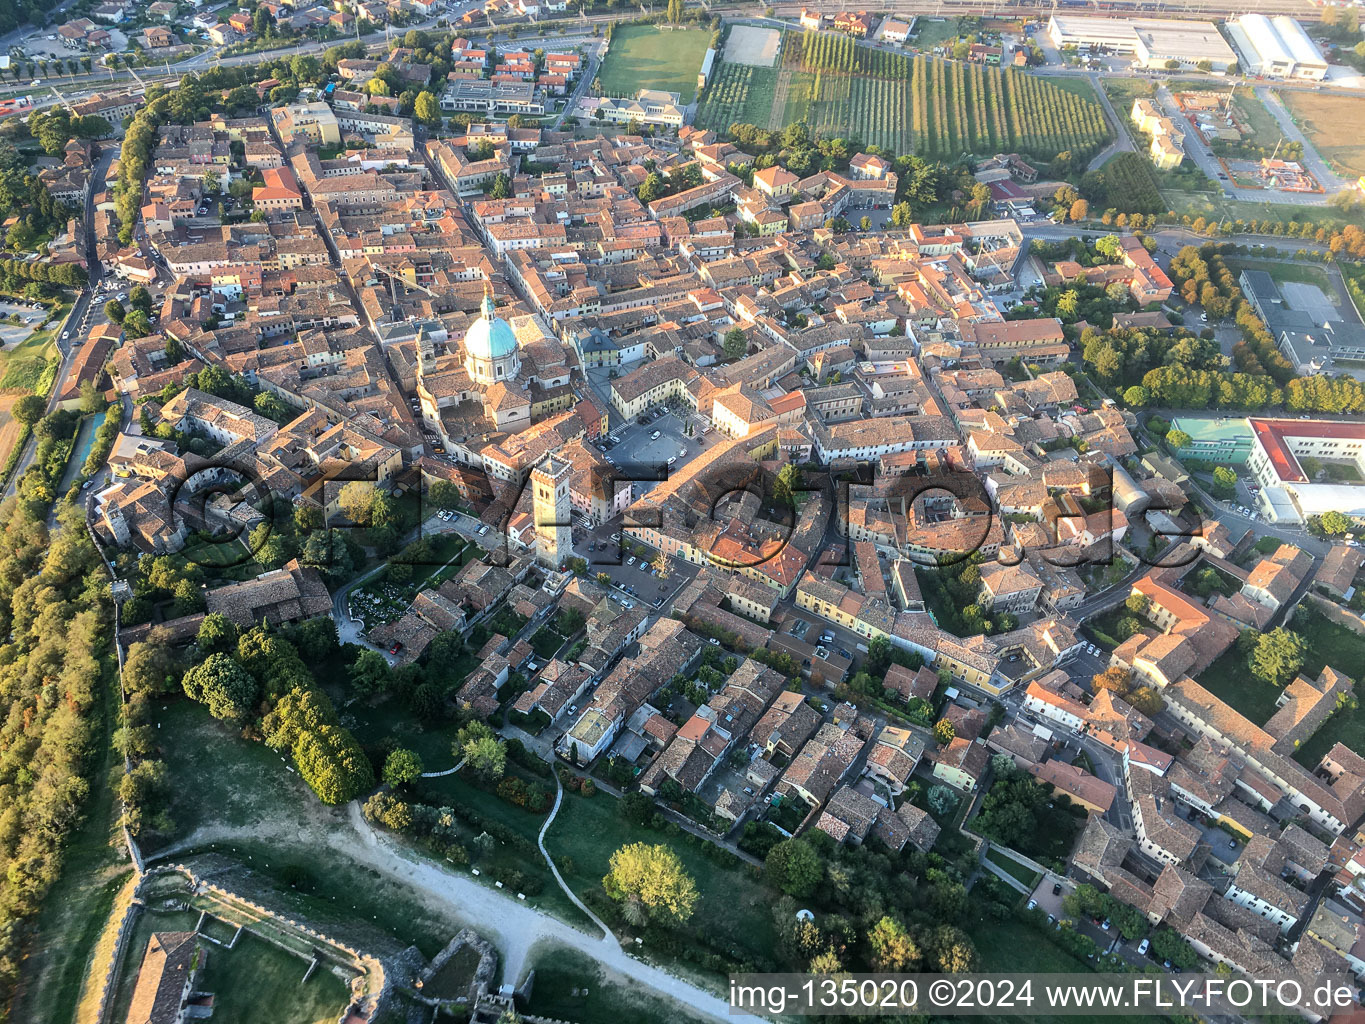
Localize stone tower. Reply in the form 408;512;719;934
532;454;573;568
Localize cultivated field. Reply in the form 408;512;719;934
1279;91;1365;178
597;24;712;103
698;31;1112;160
724;25;781;67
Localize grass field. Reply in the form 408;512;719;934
544;789;776;971
698;36;1111;161
0;328;57;391
1291;607;1365;767
197;931;349;1024
1194;605;1365;764
1163;189;1364;230
598;25;712;103
984;847;1042;889
1279;91;1365;177
520;943;714;1024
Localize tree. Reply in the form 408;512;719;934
104;299;126;324
1069;198;1089;223
123;638;178;696
1165;428;1191;451
891;201;913;228
1317;510;1353;536
350;648;392;695
428;480;460;511
723;327;747;360
1125;592;1151;617
414;90;442;127
868;915;920;971
1123;385;1149;408
337;480;378;525
1211;465;1237;498
1093;665;1132;695
773;463;803;508
1251;628;1307;687
933;718;955;745
181;653;260;721
489;173;512;200
603;842;698;923
383;748;423;786
201;170;220;195
765;838;823;898
463;735;507;781
12;394;46;427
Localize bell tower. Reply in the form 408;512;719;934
532;454;573;568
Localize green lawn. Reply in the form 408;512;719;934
0;327;58;391
1225;257;1333;291
544;790;776;971
1163;189;1363;231
1042;74;1102;104
911;16;968;49
1195;648;1284;726
197;931;348;1024
598;24;712;103
1102;76;1156;110
145;700;319;856
1291;608;1365;766
520;942;715;1024
984;847;1042;889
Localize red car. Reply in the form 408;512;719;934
389;642;403;655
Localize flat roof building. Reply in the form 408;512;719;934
1227;14;1328;81
1047;14;1237;70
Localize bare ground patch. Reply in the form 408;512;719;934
724;25;780;67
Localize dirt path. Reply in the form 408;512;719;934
151;807;762;1023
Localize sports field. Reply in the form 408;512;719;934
1279;91;1365;178
598;24;712;103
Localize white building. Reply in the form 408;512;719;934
1245;418;1365;523
1227;14;1328;80
1047;14;1237;70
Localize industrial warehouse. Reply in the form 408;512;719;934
1226;13;1330;81
1046;14;1239;71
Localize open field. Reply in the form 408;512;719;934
1162;190;1364;230
698;34;1110;161
1279;91;1365;177
597;25;712;103
0;328;57;391
724;25;780;66
544;789;776;972
1292;607;1365;767
197;931;350;1024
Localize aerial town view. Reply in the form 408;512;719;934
4;0;1365;1019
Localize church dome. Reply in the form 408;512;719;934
464;288;518;362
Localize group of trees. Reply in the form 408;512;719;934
917;555;1017;637
0;140;79;256
636;160;704;204
25;107;113;155
0;499;111;1006
1246;626;1308;688
974;758;1084;866
1092;661;1164;716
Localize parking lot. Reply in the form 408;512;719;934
592;402;712;495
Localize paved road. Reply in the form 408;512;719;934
1086;71;1134;172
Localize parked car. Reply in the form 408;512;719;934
1027;899;1038;910
708;637;720;646
1137;938;1150;956
650;430;661;440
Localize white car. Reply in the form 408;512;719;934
626;555;636;565
667;456;676;466
650;430;660;440
1137;938;1150;956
